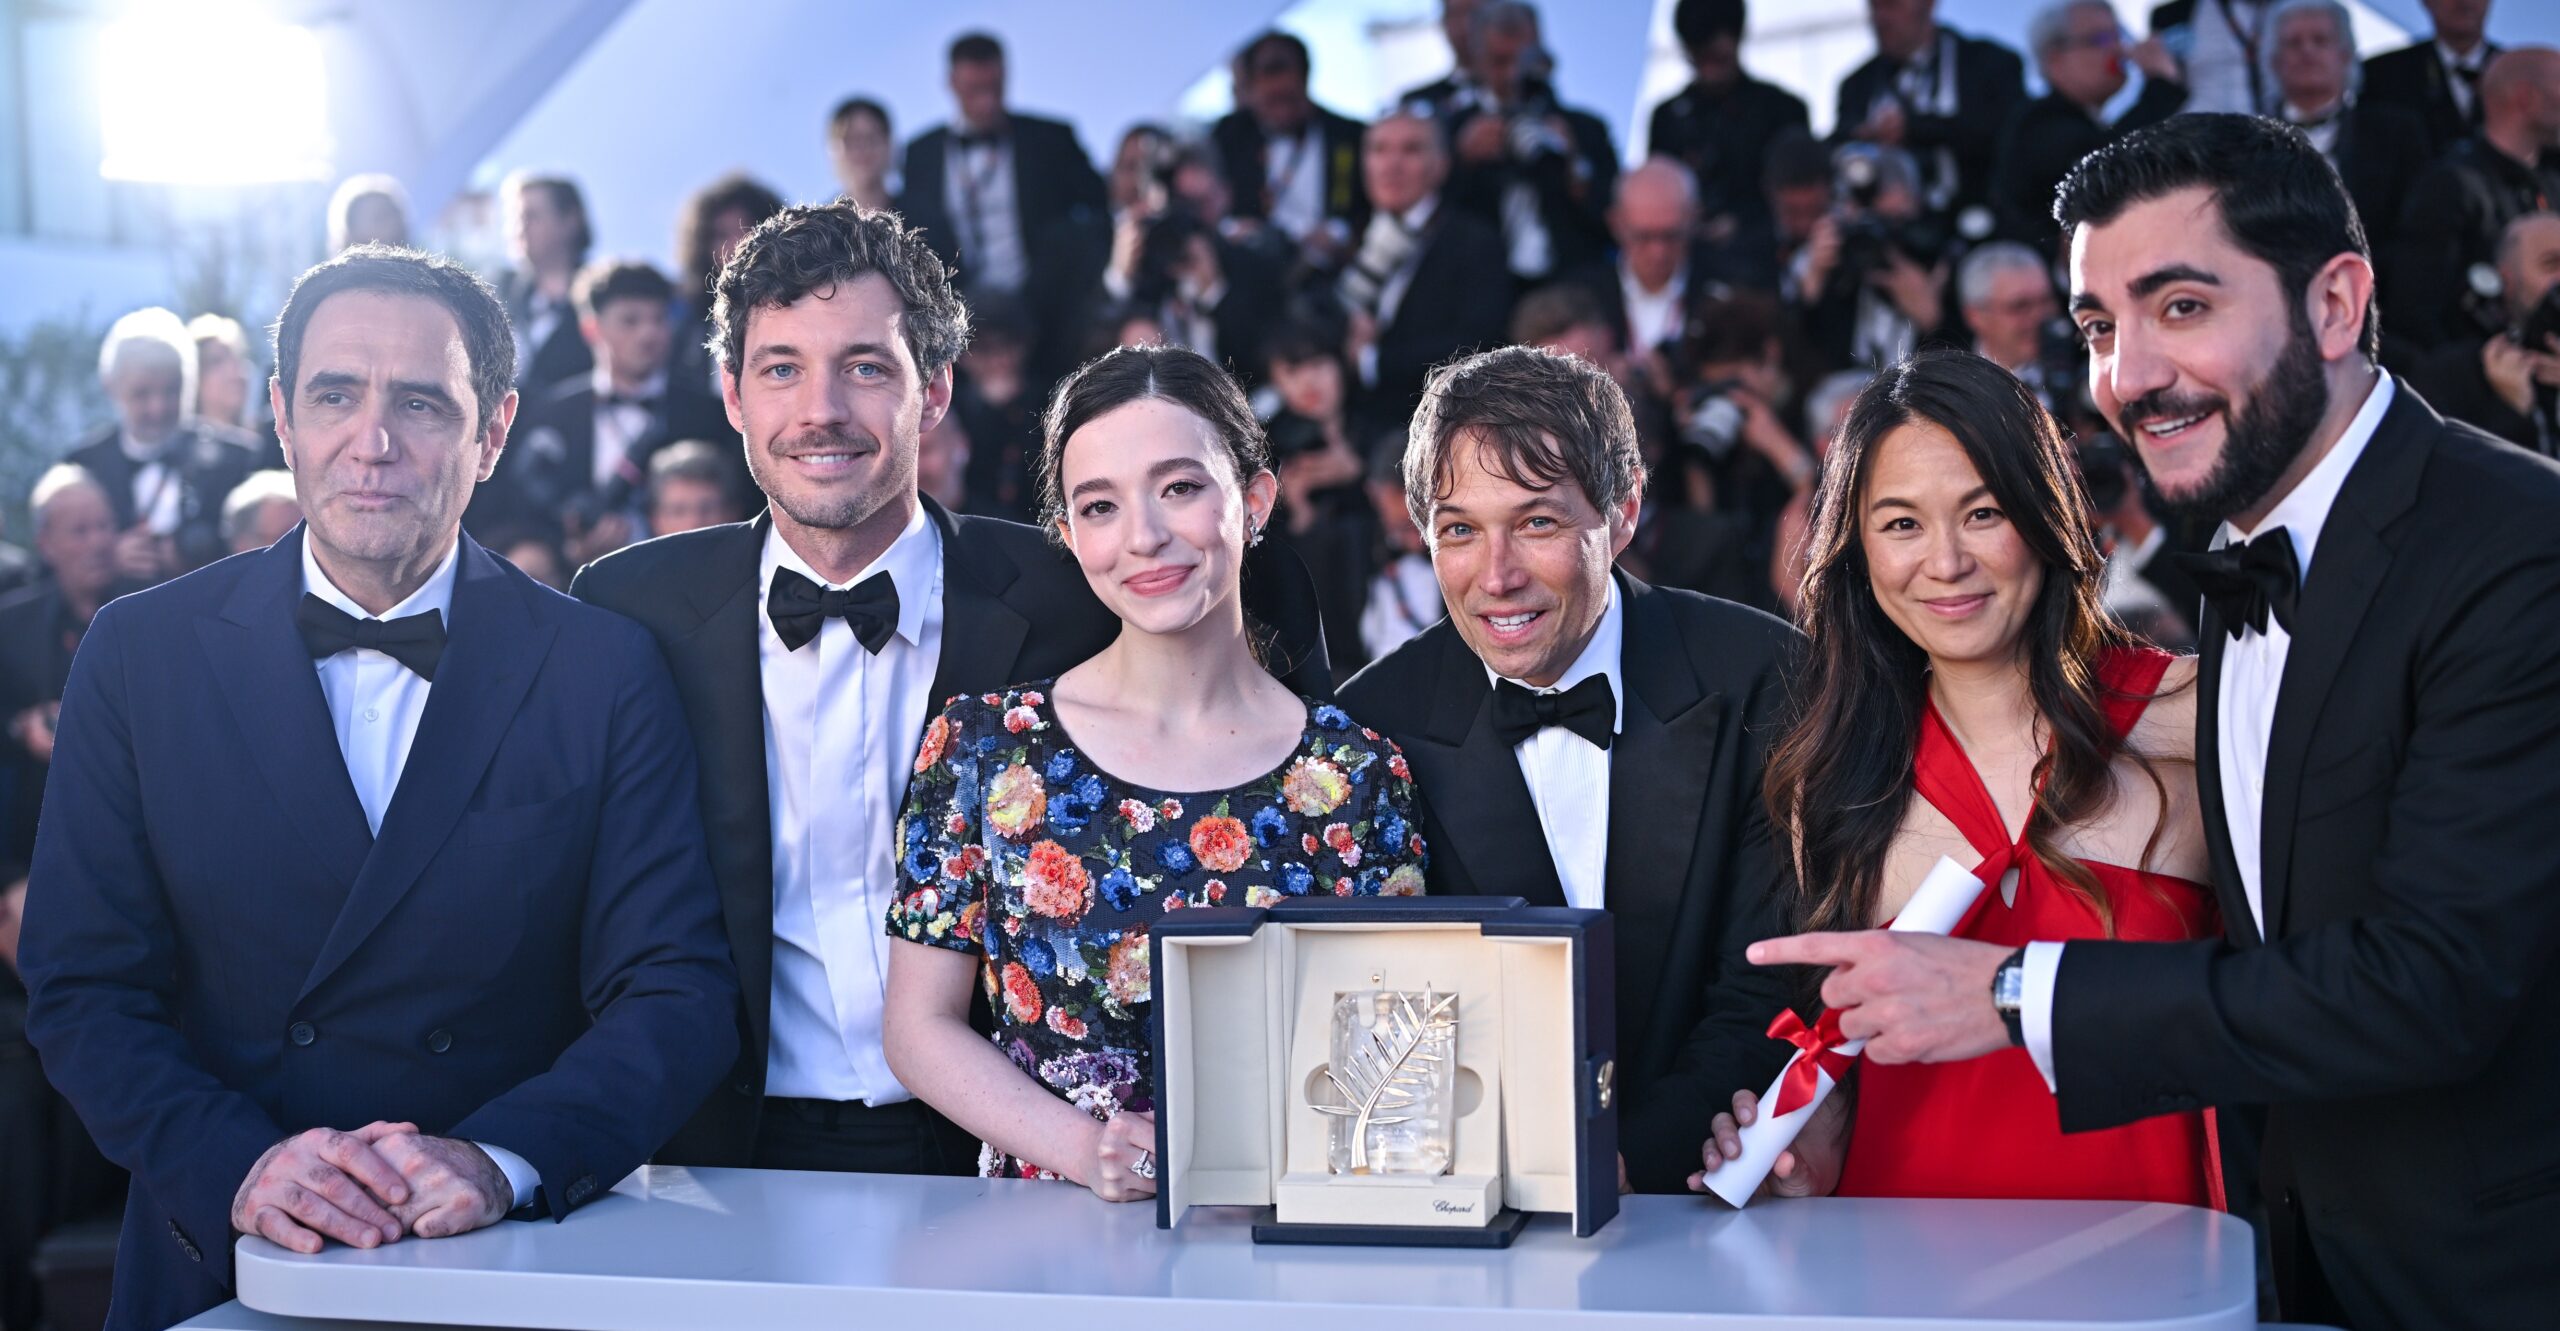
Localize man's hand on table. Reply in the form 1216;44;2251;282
374;1129;515;1238
233;1122;514;1252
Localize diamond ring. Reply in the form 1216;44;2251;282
1131;1150;1157;1180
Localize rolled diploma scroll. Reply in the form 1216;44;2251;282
1702;855;1988;1207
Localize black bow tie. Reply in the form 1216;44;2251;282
767;566;899;654
598;391;658;410
296;594;446;681
1488;675;1616;750
2175;527;2300;640
954;129;1006;152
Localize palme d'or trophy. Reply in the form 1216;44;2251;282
1314;986;1459;1177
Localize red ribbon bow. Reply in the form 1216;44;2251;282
1766;1009;1855;1117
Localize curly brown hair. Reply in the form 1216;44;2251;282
707;201;970;380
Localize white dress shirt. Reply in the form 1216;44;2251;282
1622;262;1687;357
1487;583;1625;912
120;429;185;535
2181;0;2276;116
760;506;945;1103
1264;121;1326;242
944;129;1028;294
2439;40;2490;122
300;537;538;1210
2021;372;2394;1089
1355;196;1439;390
590;367;667;493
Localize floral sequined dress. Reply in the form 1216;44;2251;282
887;681;1427;1179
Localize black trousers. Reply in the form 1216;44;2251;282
749;1097;980;1177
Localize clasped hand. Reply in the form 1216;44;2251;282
231;1122;512;1253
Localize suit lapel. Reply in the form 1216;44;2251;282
299;536;555;1000
664;517;776;1049
1602;576;1716;932
926;498;1031;719
1412;626;1566;906
2191;617;2257;945
2256;391;2428;938
197;530;373;889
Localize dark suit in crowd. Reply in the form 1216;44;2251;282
1212;105;1371;239
18;530;739;1330
899;115;1111;376
1340;572;1799;1194
494;271;594;392
2049;388;2560;1328
1442;89;1621;281
2391;138;2560;350
2412;336;2553;456
571;499;1336;1168
1992;79;2188;253
1648;75;1811;237
2314;101;2435;253
2362;38;2502;158
1831;26;2027;224
467;375;736;537
63;424;264;575
0;582;86;863
1369;208;1515;420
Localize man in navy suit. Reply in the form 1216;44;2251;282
17;245;738;1331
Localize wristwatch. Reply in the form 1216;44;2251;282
1990;947;2028;1048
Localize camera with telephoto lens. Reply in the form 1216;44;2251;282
2519;284;2560;421
1680;379;1750;460
1832;147;1950;278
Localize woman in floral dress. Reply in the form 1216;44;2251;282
883;346;1425;1202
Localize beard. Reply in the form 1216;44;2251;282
2114;311;2330;524
746;422;906;531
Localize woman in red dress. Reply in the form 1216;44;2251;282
1692;349;2220;1207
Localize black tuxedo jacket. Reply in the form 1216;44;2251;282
2325;100;2433;252
570;500;1335;1164
64;424;264;575
1338;573;1799;1193
0;582;78;862
468;376;734;536
18;531;738;1330
1990;81;2186;252
2051;388;2560;1328
1831;28;2027;221
494;270;594;393
900;114;1108;268
1647;75;1811;233
2363;39;2501;158
1442;96;1620;281
1374;207;1515;421
1212;106;1370;237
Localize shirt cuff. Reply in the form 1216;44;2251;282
474;1141;539;1210
2021;941;2064;1093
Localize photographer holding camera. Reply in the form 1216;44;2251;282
1437;1;1618;285
2414;210;2560;456
1792;144;1953;371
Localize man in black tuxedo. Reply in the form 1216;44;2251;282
0;468;119;872
470;258;733;547
897;32;1109;379
1339;344;1797;1195
1647;0;1809;247
1756;114;2560;1329
18;245;738;1331
1438;2;1618;285
67;307;264;581
573;202;1332;1174
2390;47;2560;352
2265;0;2434;254
2360;0;2501;156
1340;110;1513;422
1211;30;1369;267
2411;210;2560;453
1990;0;2185;255
1832;0;2026;231
1560;159;1714;362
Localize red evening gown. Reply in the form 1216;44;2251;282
1836;647;2223;1208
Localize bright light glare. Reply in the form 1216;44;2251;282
98;6;331;184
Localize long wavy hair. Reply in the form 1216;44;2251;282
1766;350;2178;938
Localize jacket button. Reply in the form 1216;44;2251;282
427;1029;453;1054
734;1079;755;1098
288;1022;316;1047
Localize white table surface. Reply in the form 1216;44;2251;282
166;1166;2259;1330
